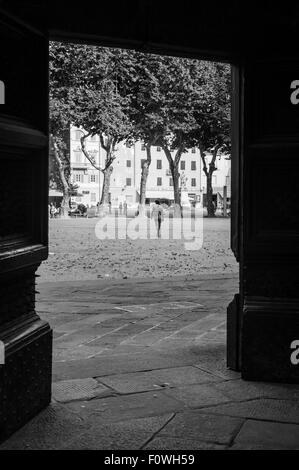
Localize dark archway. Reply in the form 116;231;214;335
1;0;299;442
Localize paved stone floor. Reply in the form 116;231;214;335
2;273;299;450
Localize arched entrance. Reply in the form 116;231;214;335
1;1;299;442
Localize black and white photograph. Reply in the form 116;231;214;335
1;0;299;457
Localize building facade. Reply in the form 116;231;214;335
70;126;231;208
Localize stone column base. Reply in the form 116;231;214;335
241;299;299;383
0;315;52;442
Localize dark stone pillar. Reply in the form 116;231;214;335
235;60;299;382
0;268;52;441
0;12;51;441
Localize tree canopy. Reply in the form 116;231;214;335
49;42;231;214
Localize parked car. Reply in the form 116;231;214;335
69;203;87;217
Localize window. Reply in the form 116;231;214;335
74;151;82;163
157;159;162;169
157;177;162;186
75;173;83;183
126;141;132;148
191;161;196;170
126;178;132;186
126;160;131;168
191;178;196;187
180;161;185;170
91;193;96;202
90;174;96;183
75;130;82;140
191;147;196;153
213;175;217;185
156;146;161;152
141;143;146;151
141;159;147;168
169;178;173;186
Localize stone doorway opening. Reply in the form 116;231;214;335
35;42;239;419
2;3;299;449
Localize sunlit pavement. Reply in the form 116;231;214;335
2;274;299;450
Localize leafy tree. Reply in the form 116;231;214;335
49;132;78;204
49;46;77;217
130;54;230;217
128;52;165;212
190;62;231;216
49;42;230;218
129;53;203;215
49;42;134;208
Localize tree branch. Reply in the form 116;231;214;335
99;133;109;153
162;143;174;169
174;144;184;167
102;135;117;171
80;134;102;172
209;144;220;175
199;146;209;177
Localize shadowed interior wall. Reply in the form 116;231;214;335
0;12;51;441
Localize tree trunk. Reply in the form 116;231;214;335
163;145;182;217
171;165;181;217
200;145;219;218
206;174;215;217
100;165;113;206
50;134;70;218
60;195;70;218
81;133;116;210
139;143;152;215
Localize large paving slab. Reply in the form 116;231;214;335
97;366;221;394
143;437;226;450
157;410;244;445
214;378;299;401
199;398;299;424
64;390;186;424
62;414;173;450
52;349;210;381
162;383;232;408
52;378;114;403
231;419;299;450
97;371;165;394
0;404;90;450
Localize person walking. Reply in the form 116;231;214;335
151;199;164;238
50;202;56;219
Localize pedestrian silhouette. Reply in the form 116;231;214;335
151;199;164;238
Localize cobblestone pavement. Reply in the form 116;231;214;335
2;274;299;450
